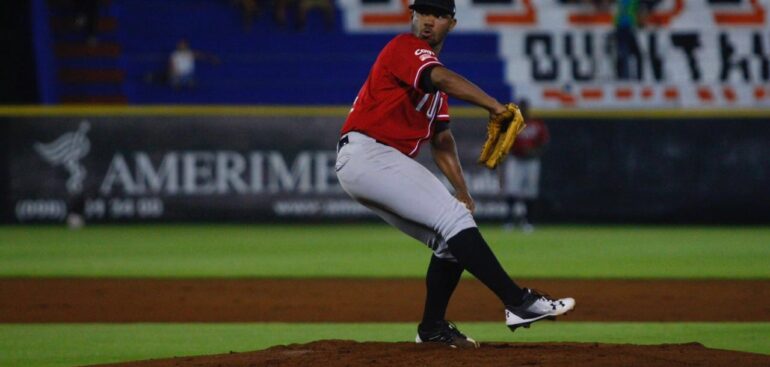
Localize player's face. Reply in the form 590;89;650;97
411;8;456;48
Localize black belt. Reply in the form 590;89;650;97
338;132;387;152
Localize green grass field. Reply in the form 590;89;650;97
1;224;769;367
1;224;769;278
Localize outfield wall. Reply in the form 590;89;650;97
1;107;769;224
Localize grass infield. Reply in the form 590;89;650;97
1;224;769;278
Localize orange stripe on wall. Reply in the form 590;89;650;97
362;0;410;25
615;88;633;99
543;89;562;99
755;87;767;100
698;87;715;102
581;88;603;100
568;12;612;25
723;87;737;103
487;0;536;24
543;89;576;106
644;0;684;26
362;14;410;24
714;0;766;25
664;87;679;100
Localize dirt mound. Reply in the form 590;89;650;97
91;340;770;367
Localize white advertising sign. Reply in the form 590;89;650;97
339;0;770;109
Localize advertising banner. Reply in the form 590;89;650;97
338;0;770;109
2;111;769;224
2;115;357;222
0;113;511;223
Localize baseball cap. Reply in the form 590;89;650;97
409;0;456;16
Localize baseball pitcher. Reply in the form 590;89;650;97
335;0;574;348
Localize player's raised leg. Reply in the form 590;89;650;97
337;132;574;333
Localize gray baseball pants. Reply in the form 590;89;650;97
335;132;477;260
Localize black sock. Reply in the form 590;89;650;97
421;255;464;326
446;227;525;306
520;200;531;224
524;199;533;223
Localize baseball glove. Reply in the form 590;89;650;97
478;103;526;169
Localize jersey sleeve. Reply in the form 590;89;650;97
384;35;443;92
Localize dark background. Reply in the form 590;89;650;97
0;1;38;104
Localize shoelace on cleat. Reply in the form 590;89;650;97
527;288;561;310
528;288;554;300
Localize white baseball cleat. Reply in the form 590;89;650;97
505;288;575;332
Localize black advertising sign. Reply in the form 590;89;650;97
2;111;769;223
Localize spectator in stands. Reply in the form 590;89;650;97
297;0;335;31
275;0;334;31
614;0;645;80
70;0;100;45
168;39;220;90
232;0;260;31
499;99;550;233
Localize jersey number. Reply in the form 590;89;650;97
415;92;441;120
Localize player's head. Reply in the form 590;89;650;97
409;0;457;49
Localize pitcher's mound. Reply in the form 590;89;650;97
94;340;770;367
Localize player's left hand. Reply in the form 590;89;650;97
489;102;509;121
455;191;475;214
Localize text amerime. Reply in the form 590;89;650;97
99;151;342;195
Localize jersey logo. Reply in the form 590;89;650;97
418;54;436;62
415;49;437;62
414;49;435;56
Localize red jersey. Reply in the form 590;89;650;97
511;118;549;158
341;33;450;157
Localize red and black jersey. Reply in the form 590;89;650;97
341;33;450;157
511;118;549;158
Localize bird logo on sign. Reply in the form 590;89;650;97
35;121;91;194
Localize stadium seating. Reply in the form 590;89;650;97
36;0;509;105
